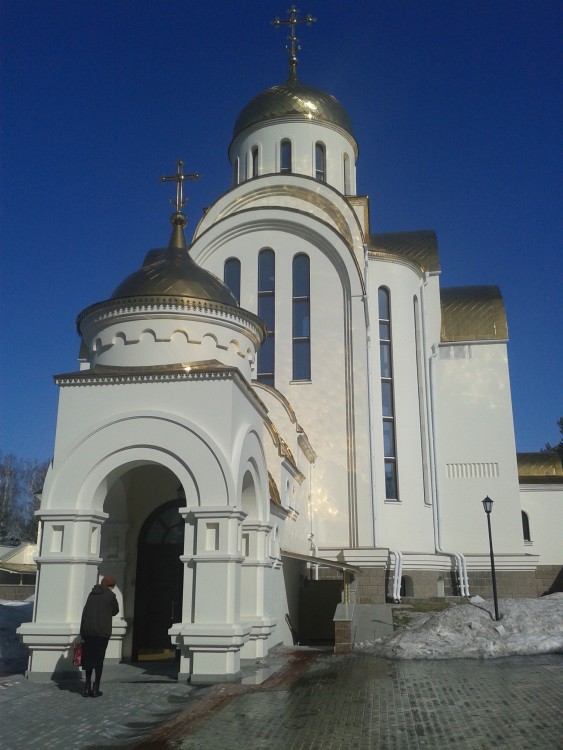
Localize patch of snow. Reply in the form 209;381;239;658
356;593;563;659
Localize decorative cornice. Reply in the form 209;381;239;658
53;362;268;416
55;364;240;387
77;294;267;341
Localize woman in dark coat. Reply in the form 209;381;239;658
80;575;119;697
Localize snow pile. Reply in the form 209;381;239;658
359;593;563;659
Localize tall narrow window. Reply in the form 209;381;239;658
315;142;326;182
280;139;292;174
343;153;351;194
521;511;531;542
224;258;241;303
257;249;275;385
379;287;398;500
292;254;311;380
251;146;259;178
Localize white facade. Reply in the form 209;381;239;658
20;63;562;682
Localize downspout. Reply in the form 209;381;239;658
420;273;470;598
308;462;319;580
389;549;403;602
363;244;379;548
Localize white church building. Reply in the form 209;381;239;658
20;11;562;683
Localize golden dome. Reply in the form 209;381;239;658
110;246;238;306
233;80;354;141
111;213;238;307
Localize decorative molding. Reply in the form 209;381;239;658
446;462;499;479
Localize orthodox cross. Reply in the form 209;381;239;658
271;5;317;81
161;160;200;213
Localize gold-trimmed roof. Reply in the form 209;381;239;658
517;452;563;483
369;230;440;273
233;81;354;141
268;473;281;506
440;286;508;342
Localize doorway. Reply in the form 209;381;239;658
133;499;184;660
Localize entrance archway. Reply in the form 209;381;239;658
133;499;184;660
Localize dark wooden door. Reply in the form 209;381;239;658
133;501;184;660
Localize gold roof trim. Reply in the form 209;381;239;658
215;180;357;248
369;230;440;274
517;452;563;483
268;472;282;506
253;381;298;425
54;361;268;415
440;286;508;342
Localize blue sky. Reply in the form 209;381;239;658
1;0;561;461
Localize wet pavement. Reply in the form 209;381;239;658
0;649;561;749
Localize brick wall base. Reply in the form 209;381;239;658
0;584;35;601
535;565;563;597
325;565;563;604
466;570;537;599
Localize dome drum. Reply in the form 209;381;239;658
230;119;357;195
78;296;266;378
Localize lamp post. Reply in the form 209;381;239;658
482;496;500;621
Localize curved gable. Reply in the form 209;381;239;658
369;230;440;273
440;285;508;342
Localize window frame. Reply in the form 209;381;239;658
257;248;275;385
224;257;241;303
280;139;292;174
379;286;399;501
315;141;326;182
292;253;311;381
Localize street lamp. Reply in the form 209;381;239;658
482;496;500;621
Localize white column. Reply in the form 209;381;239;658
18;509;109;680
240;522;276;659
170;506;251;683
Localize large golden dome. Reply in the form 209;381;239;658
233;80;354;141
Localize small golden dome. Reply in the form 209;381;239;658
110;210;238;307
111;246;238;307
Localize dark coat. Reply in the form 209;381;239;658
80;583;119;640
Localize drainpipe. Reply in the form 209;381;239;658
308;463;319;580
389;549;403;602
420;274;470;598
363;244;379;548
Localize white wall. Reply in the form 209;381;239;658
520;484;563;565
434;341;524;553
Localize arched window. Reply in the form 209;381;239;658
251;146;259;178
292;253;311;380
343;153;351;194
315;142;326;182
224;258;241;303
257;249;275;385
521;511;531;542
233;157;240;186
280;139;292;174
379;287;398;500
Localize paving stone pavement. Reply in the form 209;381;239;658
0;651;562;750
